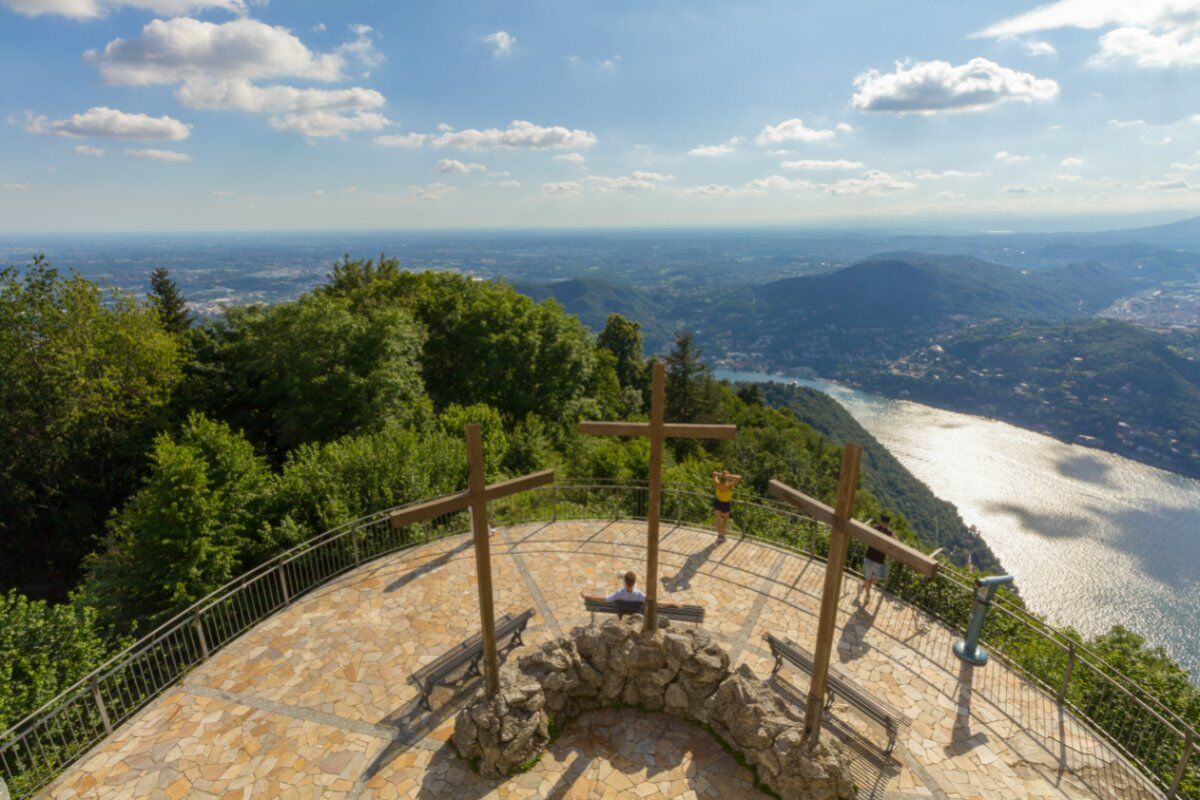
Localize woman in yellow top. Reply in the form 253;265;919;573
711;469;742;541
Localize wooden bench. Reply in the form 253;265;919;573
583;598;705;625
764;632;909;753
408;608;535;710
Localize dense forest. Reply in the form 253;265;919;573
0;256;1196;765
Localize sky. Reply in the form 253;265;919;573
1;0;1199;232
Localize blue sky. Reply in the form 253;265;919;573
1;0;1198;232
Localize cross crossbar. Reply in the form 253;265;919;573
578;421;738;440
389;469;555;529
766;479;939;578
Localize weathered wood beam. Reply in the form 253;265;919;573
767;479;939;578
661;423;738;440
389;492;471;529
578;421;652;437
481;469;555;502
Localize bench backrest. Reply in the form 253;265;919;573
584;598;704;622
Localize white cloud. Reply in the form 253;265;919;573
1054;173;1083;181
0;0;245;19
780;159;864;170
74;144;106;156
744;175;811;192
553;152;586;165
755;118;838;145
680;184;735;197
25;106;190;140
374;132;430;148
340;23;383;71
1142;177;1198;190
688;136;743;157
543;180;581;197
1001;184;1056;194
978;2;1200;37
1026;40;1058;57
766;149;793;156
978;1;1200;69
88;18;346;86
409;182;457;201
176;79;385;114
432;120;597;150
0;182;30;190
269;110;390;138
210;189;236;196
935;190;965;199
587;172;673;192
911;169;986;179
836;122;855;133
818;170;916;195
124;147;192;162
436;158;487;174
852;58;1058;114
1108;118;1146;127
995;150;1032;163
482;31;515;58
1060;156;1084;166
1170;162;1200;170
486;179;522;189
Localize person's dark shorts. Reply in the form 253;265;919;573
713;499;731;513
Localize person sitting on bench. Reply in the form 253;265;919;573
581;571;680;608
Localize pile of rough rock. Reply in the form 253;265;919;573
451;615;854;799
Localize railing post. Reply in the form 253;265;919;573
89;675;112;735
352;528;362;566
1058;642;1076;703
278;565;290;604
551;484;558;522
193;611;209;659
1169;729;1194;799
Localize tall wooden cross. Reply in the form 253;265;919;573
767;443;939;746
578;360;736;632
388;424;554;699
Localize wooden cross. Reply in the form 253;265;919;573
578;360;736;632
388;423;554;699
768;443;939;746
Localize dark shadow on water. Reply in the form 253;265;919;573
983;500;1093;540
1053;450;1117;489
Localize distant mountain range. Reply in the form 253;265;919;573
513;245;1200;477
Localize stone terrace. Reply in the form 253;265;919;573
42;520;1157;800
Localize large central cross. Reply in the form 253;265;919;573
388;424;554;699
578;360;736;631
768;443;939;746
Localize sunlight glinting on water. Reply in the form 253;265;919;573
717;370;1200;678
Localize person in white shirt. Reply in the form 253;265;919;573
582;571;645;604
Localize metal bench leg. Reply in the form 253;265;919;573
886;724;897;754
512;628;525;648
771;654;783;676
468;658;481;677
419;687;433;712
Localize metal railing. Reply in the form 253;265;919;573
1;479;1196;799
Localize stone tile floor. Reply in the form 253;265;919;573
41;520;1160;800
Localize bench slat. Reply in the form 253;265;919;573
408;608;535;710
764;632;909;753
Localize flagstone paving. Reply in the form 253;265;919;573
41;520;1159;800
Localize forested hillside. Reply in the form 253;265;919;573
0;255;956;730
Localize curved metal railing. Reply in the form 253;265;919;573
0;479;1196;799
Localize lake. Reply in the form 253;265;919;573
717;369;1200;679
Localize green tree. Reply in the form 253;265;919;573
0;258;184;598
82;414;278;628
323;266;598;427
189;293;427;453
665;331;718;424
0;591;112;730
597;314;648;397
148;267;193;335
